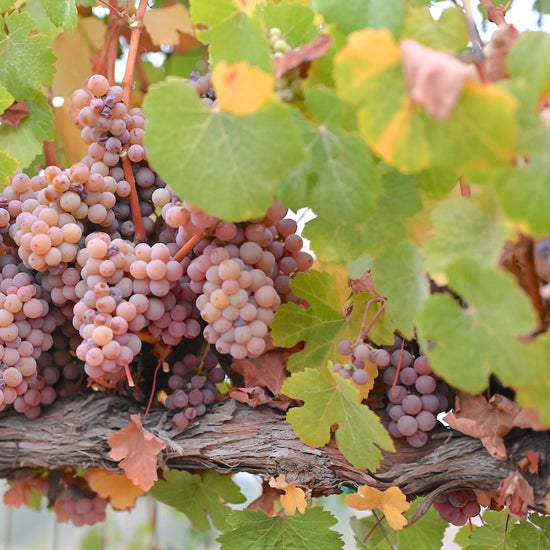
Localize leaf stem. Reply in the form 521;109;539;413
479;0;508;26
459;178;471;198
356;297;385;345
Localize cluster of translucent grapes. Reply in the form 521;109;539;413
164;351;226;429
72;74;146;165
268;27;304;102
53;487;107;526
334;340;372;388
175;201;313;359
433;489;481;526
0;257;60;417
377;341;450;448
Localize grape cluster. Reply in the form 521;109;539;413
177;201;313;359
164;351;226;429
378;343;450;448
334;340;373;388
53;487;107;526
433;489;481;526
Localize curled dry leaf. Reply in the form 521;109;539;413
268;474;308;515
346;485;409;530
107;414;166;492
444;392;544;460
274;34;332;79
0;101;29;128
498;471;534;520
400;39;477;120
517;450;540;475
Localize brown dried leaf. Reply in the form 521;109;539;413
401;39;477;120
247;481;279;515
444;392;523;459
0;101;28;128
274;34;332;79
107;414;166;491
497;471;534;520
517;450;540;475
230;346;288;396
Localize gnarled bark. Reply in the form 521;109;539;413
0;392;547;516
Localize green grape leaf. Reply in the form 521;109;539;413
277;110;380;262
462;510;516;550
143;79;305;221
149;470;245;532
310;0;407;37
507;32;550;98
0;11;57;97
334;28;518;176
0;151;18;186
282;368;394;469
359;167;423;256
422;194;510;278
373;240;429;339
271;270;349;373
351;498;447;550
40;0;77;31
0;90;53;169
304;86;357;130
261;0;319;47
498;160;550;236
190;0;272;71
0;83;13;113
403;6;469;52
217;508;343;550
513;332;550;425
508;514;550;549
417;260;538;393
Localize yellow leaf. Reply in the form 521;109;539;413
86;468;145;511
346;485;409;530
335;28;401;95
268;474;307;515
143;4;194;46
212;61;275;115
52;17;106;98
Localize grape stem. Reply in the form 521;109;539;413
174;232;205;262
355;297;386;346
123;363;135;388
391;337;406;392
143;360;162;421
121;155;146;243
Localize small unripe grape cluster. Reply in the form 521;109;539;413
165;351;225;430
433;489;481;526
334;339;373;387
268;27;304;102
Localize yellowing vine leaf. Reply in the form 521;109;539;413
85;468;145;511
346;485;410;530
334;28;518;175
282;368;394;470
107;414;166;491
143;4;195;46
269;474;307;515
212;61;275;114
